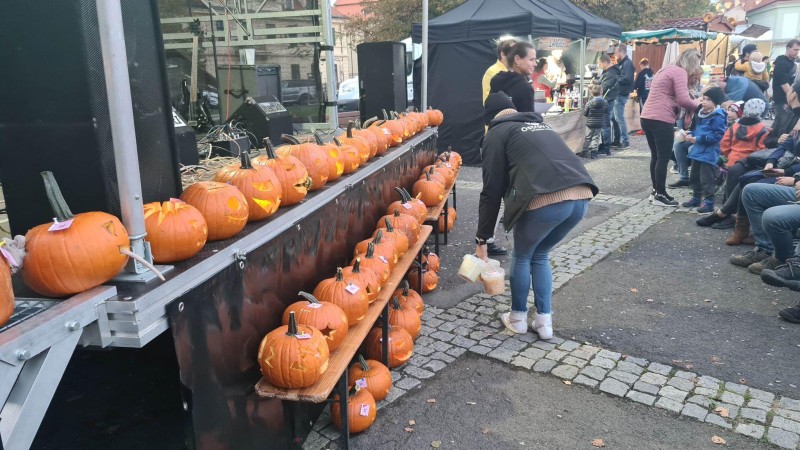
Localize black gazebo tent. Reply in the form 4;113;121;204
412;0;621;165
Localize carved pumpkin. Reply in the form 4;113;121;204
423;163;456;188
214;151;282;221
353;242;391;285
180;181;249;241
142;200;208;264
438;207;457;232
426;107;444;126
362;117;389;156
386;187;427;224
376;209;420;247
418;166;447;187
393;280;424;316
258;311;330;388
0;255;14;326
341;258;381;303
277;134;329;190
442;147;462;170
252;139;311;206
388;296;421;339
331;386;377;433
312;131;345;182
282;292;348;352
406;261;438;293
338;122;371;164
364;324;414;368
23;172;130;297
313;268;369;326
381;110;405;145
331;137;361;174
349;121;378;159
421;246;441;272
373;218;409;257
354;230;398;268
348;355;391;401
413;171;446;207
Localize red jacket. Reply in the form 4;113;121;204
530;70;552;98
721;118;768;167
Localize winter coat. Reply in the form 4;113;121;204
490;71;534;113
724;76;767;103
688;107;727;166
477;112;598;239
615;56;636;97
720;117;768;167
634;67;654;102
583;96;609;129
766;134;800;173
734;60;769;84
599;66;619;100
640;65;700;125
764;106;800;149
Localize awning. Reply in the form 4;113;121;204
621;28;718;44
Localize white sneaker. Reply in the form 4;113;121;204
532;313;553;340
500;311;528;334
669;164;679;174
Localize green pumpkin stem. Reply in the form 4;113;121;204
373;229;383;244
352;258;362;273
298;291;320;304
393;209;402;217
400;280;410;296
384;217;395;233
239;151;255;170
347;121;356;138
263;139;279;159
281;134;301;145
313;130;325;145
336;267;344;282
382;109;390;120
365;242;375;259
425;171;432;182
358;354;370;372
363;117;378;128
394;187;410;203
286;311;299;336
41;171;75;222
333;136;344;147
391;295;401;310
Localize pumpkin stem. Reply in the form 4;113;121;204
365;242;375;259
391;295;401;310
281;134;301;145
333;136;344;147
239;151;255;170
373;229;383;244
384;217;395;232
352;258;361;273
393;209;401;217
363;117;378;128
382;109;390;120
425;171;432;182
394;186;410;203
335;267;344;282
358;354;370;372
119;248;165;281
263;139;278;159
286;311;299;336
298;291;320;304
377;120;387;126
313;130;326;145
400;280;410;295
347;121;356;138
41;171;75;222
423;246;431;256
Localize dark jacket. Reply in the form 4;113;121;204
599;66;619;100
583;96;608;129
766;134;800;172
477;112;599;239
489;71;534;113
616;55;635;97
633;67;654;101
765;106;800;149
687;107;727;166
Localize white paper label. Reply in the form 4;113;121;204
402;202;412;210
355;378;368;390
48;219;74;232
382;129;389;136
0;247;17;266
360;404;370;416
445;163;452;168
295;333;312;340
308;303;322;309
378;256;388;264
345;283;360;295
169;197;184;203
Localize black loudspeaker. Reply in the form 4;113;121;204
227;99;293;148
219;64;282;120
0;0;182;236
357;42;408;123
173;108;199;166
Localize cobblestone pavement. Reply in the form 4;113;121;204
305;169;800;450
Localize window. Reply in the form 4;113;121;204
291;64;301;80
284;0;294;11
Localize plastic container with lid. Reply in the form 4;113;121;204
458;254;487;283
480;266;506;296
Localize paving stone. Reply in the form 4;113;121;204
681;403;708;421
633;381;661;396
704;413;732;429
624;356;648;366
517;333;539;344
571;348;598;360
723;382;748;395
438;322;457;333
697;375;722;389
579;365;607;382
608;370;639;385
647;362;672;376
686;395;711;408
408;355;431;367
655;397;683;413
415;336;435;347
446;346;467;358
511;356;535;370
740;407;768;423
674;370;697;380
431;341;453;353
616;360;645;375
659;386;689;403
451;336;477;349
767;427;800;449
474;315;492;325
596;349;622;361
715;403;740;420
640;372;668;386
772;416;800;434
452;326;471;337
735;423;766;439
551;364;580;380
414;345;436;356
383;386;406;404
431;331;455;342
395;377;421;390
303;430;329;450
403;365;434;379
438;313;457;322
666;377;694;392
599;378;629;397
694;387;717;397
749;388;775;404
546;349;568;361
479;338;503;349
319;424;341;440
776;409;800;423
548;337;565;344
425;318;444;328
521;347;547;361
487;347;518;363
579;345;601;356
423;359;447;373
779;397;800;412
533;358;557;373
469;331;490;341
469;345;490;355
419;326;436;336
719;391;745;406
590;357;616;370
531;341;557;351
500;338;529;352
571;374;597;388
747;398;772;411
626;390;656;406
431;353;455;364
558;340;580;352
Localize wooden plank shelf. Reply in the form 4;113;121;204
255;225;433;403
424;181;456;254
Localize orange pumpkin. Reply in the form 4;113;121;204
421;246;441;272
214;151;282;221
423;163;456;188
380;110;405;145
282;292;348;352
364;324;414;368
373;218;409;257
363;117;389;156
339;122;371;164
386;187;427;224
313;268;369;326
353;242;391;285
23;172;129;297
354;230;398;268
258;311;330;388
406;261;439;293
0;255;14;326
332;137;361;174
143;200;208;264
388;296;421;339
312;131;345;182
252;140;311;206
393;280;424;316
349;121;378;159
341;258;382;303
412;171;446;207
426;107;444;126
442;147;462;170
180;181;249;241
331;386;377;433
278;134;329;190
438;207;457;232
418;166;447;187
376;209;421;247
348;355;391;402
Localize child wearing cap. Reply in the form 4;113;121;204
681;87;729;213
720;98;768;168
735;51;770;92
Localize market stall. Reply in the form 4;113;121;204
411;0;621;164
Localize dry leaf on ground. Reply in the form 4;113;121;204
715;407;730;418
630;288;639;293
409;419;416;426
592;438;606;447
426;399;436;403
431;441;442;448
711;435;726;445
405;427;414;433
710;356;722;365
481;428;491;434
563;380;572;385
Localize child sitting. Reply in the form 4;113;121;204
720;98;768;167
735;51;769;92
682;87;729;213
580;84;608;159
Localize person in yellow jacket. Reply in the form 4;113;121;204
482;39;517;104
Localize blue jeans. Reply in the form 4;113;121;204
601;99;614;153
614;95;630;145
510;199;589;314
741;183;798;256
673;140;691;182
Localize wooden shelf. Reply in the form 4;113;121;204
255;225;433;403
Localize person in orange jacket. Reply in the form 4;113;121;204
721;98;769;168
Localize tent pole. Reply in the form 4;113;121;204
579;37;586;109
421;0;428;110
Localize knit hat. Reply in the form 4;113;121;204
743;98;766;118
703;87;725;106
741;44;758;57
484;92;516;125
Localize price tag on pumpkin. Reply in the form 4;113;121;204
378;256;388;264
48;218;74;232
402;202;412;210
382;129;389;136
445;163;452;168
355;378;368;390
345;283;360;295
308;302;322;309
359;404;370;416
295;333;312;340
0;246;17;267
169;197;184;203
